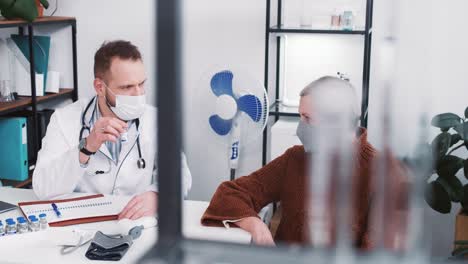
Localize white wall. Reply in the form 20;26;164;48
182;0;266;201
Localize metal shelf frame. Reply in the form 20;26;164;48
0;16;79;184
262;0;374;165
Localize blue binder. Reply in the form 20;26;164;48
0;118;28;181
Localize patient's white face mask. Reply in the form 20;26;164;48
104;84;146;121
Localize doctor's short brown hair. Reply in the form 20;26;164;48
94;40;142;80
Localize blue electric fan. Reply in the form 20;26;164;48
207;70;269;180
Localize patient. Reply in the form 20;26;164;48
201;76;407;249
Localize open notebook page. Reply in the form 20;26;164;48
20;195;132;224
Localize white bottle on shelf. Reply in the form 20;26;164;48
282;0;302;28
299;0;313;28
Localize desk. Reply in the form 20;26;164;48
0;187;251;263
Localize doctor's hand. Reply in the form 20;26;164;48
118;191;158;220
86;117;128;152
235;216;276;247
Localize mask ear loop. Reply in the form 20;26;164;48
100;81;116;109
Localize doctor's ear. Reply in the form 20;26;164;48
94;79;106;96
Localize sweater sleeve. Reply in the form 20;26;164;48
201;147;292;227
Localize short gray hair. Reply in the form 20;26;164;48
299;76;360;119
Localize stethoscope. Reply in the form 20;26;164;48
79;97;146;170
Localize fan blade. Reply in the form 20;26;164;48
237;95;262;122
209;115;233;136
210;71;234;97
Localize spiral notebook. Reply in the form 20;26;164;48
18;194;131;227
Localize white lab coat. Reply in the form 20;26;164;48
33;97;192;200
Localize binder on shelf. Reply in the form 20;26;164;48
7;109;55;164
0;117;28;181
6;34;51;96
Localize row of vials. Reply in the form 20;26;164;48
0;213;49;236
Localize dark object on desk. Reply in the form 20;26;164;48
0;200;17;213
8;109;54;164
0;0;49;22
85;231;133;261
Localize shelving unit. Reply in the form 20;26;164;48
0;16;78;187
270;26;367;35
269;101;299;117
0;88;73;115
262;0;374;165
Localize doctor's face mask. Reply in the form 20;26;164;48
104;83;146;121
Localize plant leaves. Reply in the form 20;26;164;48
424;181;452;214
436;177;454;200
454;122;468;140
436;155;464;178
431;132;452;161
439;176;464;202
465;106;468;119
451;134;462;147
431;113;462;130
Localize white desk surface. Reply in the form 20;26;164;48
0;187;251;264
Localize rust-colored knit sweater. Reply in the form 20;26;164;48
201;128;406;249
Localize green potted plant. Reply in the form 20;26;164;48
0;0;49;22
424;107;468;258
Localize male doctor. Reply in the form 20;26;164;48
33;40;192;219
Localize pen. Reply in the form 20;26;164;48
51;203;61;218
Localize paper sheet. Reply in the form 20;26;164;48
20;195;131;224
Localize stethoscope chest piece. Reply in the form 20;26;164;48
137;158;146;169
